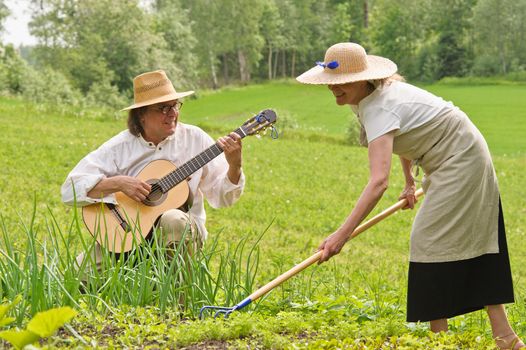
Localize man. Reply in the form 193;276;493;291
61;70;245;267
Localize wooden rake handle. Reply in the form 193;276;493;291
248;188;424;302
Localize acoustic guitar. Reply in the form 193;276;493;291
82;109;277;253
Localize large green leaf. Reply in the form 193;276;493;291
26;307;78;337
0;296;22;326
0;329;40;350
0;316;15;327
0;305;10;321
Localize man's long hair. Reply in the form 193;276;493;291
127;106;148;136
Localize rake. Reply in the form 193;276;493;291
199;188;424;319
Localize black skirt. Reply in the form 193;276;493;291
406;200;514;322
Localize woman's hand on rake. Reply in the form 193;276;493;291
317;228;350;264
399;183;417;210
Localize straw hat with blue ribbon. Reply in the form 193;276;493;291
296;43;397;85
122;70;194;111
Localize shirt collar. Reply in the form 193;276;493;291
138;133;175;148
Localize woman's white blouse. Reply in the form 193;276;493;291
357;81;455;143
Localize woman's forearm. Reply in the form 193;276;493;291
338;133;394;237
399;156;414;185
338;180;387;237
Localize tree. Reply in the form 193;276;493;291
274;0;303;78
180;0;233;87
226;0;265;83
28;0;190;98
369;0;431;79
370;2;413;74
0;0;9;34
429;0;476;78
326;2;354;47
0;44;27;93
0;0;11;91
153;0;197;88
185;0;265;85
285;0;331;77
259;0;286;80
436;30;470;78
472;0;526;75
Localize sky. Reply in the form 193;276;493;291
1;0;36;46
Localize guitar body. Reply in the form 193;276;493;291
82;159;190;253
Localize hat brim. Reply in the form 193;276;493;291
296;55;397;85
121;90;195;111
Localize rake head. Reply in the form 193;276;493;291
199;297;252;319
199;305;238;319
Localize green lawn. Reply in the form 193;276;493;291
425;84;526;156
184;80;526;156
0;81;525;349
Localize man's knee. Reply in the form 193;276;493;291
159;209;199;244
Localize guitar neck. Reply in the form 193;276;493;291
157;127;246;192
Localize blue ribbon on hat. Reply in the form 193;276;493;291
316;60;339;69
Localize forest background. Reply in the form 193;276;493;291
1;0;526;108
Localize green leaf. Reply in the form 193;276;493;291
0;305;10;321
0;295;22;320
27;307;78;337
0;317;15;327
0;329;40;350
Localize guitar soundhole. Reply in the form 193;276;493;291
143;179;167;206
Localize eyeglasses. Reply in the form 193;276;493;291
155;101;183;115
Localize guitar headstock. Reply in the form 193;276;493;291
240;109;278;137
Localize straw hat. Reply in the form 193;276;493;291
296;43;397;85
122;70;194;111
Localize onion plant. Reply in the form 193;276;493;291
0;201;269;325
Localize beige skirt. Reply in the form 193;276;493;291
393;108;500;263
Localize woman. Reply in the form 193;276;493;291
296;43;523;349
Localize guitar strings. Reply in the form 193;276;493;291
148;183;163;198
144;122;274;199
149;143;225;198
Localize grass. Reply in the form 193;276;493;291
0;202;269;321
184;80;526;156
0;80;525;348
424;84;526;156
